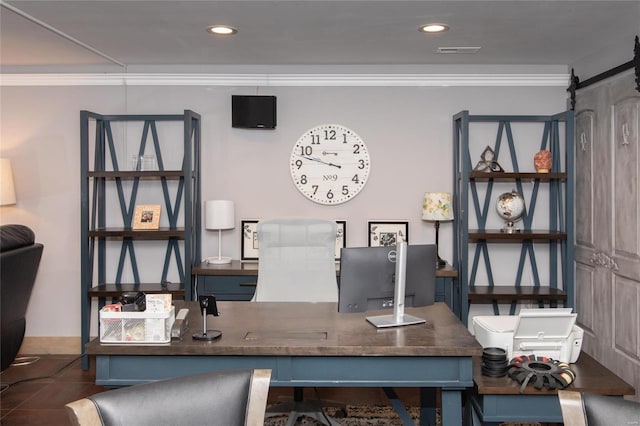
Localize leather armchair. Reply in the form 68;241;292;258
0;224;43;371
65;369;271;426
558;390;640;426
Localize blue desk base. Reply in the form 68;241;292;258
471;394;563;424
94;354;473;426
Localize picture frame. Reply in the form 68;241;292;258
334;220;346;260
132;204;161;230
368;221;409;247
241;220;260;261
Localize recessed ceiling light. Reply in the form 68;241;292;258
419;23;449;34
206;25;237;36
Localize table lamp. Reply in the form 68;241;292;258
422;192;454;268
205;200;235;264
0;158;17;206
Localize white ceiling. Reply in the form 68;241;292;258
1;1;639;73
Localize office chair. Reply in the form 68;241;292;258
558;390;640;426
65;369;271;426
1;224;44;371
254;217;340;426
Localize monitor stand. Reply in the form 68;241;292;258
366;242;426;328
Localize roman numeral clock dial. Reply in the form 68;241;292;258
290;124;371;205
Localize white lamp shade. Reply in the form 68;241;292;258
422;192;454;221
205;200;235;230
0;158;17;206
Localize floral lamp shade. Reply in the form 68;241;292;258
422;192;454;222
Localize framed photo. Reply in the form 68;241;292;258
133;205;161;230
241;220;260;261
368;221;408;247
334;220;346;260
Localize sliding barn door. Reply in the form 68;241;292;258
574;71;640;401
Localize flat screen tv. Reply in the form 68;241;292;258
338;244;436;313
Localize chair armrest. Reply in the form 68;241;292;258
246;369;271;426
558;390;587;426
65;398;102;426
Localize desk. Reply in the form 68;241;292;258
192;261;461;317
471;352;635;424
86;301;481;426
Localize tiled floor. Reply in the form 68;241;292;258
1;355;107;425
0;355;421;425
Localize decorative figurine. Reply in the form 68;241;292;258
474;146;504;172
534;150;552;173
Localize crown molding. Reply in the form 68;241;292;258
0;73;570;87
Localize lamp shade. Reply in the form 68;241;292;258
205;200;235;230
422;192;454;221
0;158;17;206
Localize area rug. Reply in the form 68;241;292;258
264;406;542;426
264;405;421;425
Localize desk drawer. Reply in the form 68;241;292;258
199;276;257;301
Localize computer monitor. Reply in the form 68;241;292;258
338;244;436;313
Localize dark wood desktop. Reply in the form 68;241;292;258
86;301;481;426
471;352;635;424
192;259;458;278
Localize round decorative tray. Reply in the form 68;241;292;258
508;355;576;392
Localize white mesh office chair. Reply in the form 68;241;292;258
254;217;340;426
254;217;338;302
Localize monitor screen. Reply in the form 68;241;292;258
338;244;436;313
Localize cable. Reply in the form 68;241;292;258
0;1;125;67
0;355;82;392
10;356;41;366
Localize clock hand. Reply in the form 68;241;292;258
298;154;342;169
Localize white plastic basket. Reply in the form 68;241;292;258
100;306;175;344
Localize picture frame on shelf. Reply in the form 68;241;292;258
241;220;260;261
335;220;346;260
132;204;161;230
368;221;408;247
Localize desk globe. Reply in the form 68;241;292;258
496;190;525;233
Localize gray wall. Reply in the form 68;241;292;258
0;81;567;338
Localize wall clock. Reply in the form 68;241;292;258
290;124;371;205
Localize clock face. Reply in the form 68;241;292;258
290;124;371;205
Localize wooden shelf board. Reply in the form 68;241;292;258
89;283;185;297
88;171;184;179
468;230;567;242
89;228;185;239
468;286;567;302
469;171;566;182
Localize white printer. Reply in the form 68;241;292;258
473;308;584;363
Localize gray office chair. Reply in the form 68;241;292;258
65;369;271;426
254;217;340;426
558;390;640;426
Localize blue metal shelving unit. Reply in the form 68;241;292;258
453;111;574;325
80;110;201;369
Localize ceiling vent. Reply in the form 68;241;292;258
437;46;481;54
